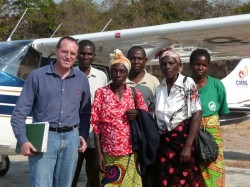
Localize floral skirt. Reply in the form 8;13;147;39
200;115;225;187
158;120;202;187
100;152;142;187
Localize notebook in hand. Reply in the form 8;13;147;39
16;122;49;153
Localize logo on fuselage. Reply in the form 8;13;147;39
236;66;248;85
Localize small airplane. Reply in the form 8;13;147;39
220;58;250;125
1;13;250;176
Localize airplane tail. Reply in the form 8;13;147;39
221;58;250;106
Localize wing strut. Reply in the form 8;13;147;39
50;23;62;38
146;39;173;61
7;8;28;41
101;19;112;32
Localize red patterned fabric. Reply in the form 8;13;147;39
158;120;202;186
91;84;148;156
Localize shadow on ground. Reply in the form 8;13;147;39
224;151;250;161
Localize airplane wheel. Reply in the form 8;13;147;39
0;155;10;177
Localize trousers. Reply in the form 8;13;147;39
72;148;100;187
29;128;79;187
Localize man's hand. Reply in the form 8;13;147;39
78;136;87;153
125;109;138;121
21;142;37;156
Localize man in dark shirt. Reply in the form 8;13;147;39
127;46;160;187
11;36;91;187
127;46;160;108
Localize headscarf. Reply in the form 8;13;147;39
109;49;131;71
155;48;183;72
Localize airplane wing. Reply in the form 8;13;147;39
32;14;250;65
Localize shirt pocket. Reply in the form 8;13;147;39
69;87;82;105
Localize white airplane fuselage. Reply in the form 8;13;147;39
0;87;32;155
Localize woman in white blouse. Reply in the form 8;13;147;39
155;48;203;186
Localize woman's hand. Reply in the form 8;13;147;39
94;133;106;173
180;144;192;163
98;153;106;173
181;110;202;163
125;109;138;121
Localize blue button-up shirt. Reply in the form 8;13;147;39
11;63;91;144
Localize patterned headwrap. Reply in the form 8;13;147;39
109;49;131;71
155;48;183;72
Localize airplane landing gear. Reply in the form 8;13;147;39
0;155;10;176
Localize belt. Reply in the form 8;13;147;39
49;125;78;133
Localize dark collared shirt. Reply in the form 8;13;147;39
11;63;91;144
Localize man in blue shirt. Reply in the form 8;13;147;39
11;36;91;187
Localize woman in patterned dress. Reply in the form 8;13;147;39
189;48;230;187
91;49;148;186
155;48;203;186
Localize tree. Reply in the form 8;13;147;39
236;2;250;14
0;0;247;40
55;0;102;36
14;0;59;39
0;0;21;40
209;0;241;17
0;0;60;40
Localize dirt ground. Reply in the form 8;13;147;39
222;120;250;169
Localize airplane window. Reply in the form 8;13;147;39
0;40;41;80
16;47;41;80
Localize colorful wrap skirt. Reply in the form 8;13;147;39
100;152;142;187
200;115;225;187
158;120;202;187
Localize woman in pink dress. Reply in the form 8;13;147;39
91;49;148;187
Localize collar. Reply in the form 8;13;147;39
108;82;128;90
76;66;96;78
88;66;97;78
126;69;147;85
161;73;185;88
46;62;56;74
46;62;75;77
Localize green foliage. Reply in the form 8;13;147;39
56;0;101;35
236;2;250;14
0;0;59;40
